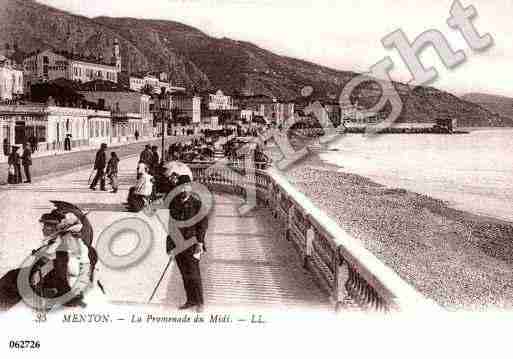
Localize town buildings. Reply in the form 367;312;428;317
78;88;152;142
0;103;111;161
22;40;121;88
204;90;236;111
172;92;201;125
120;71;185;94
235;94;294;127
0;55;24;101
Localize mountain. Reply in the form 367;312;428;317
0;0;505;126
461;93;513;120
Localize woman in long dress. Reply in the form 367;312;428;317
7;145;21;184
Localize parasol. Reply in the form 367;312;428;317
50;200;94;247
162;161;193;180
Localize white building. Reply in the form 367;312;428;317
0;104;111;160
172;93;201;125
23;41;121;87
0;55;23;101
78;90;152;140
207;90;236;111
125;72;185;95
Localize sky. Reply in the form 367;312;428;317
38;0;513;98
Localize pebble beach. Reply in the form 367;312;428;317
282;149;513;310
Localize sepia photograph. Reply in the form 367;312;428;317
0;0;511;356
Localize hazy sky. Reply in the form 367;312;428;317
39;0;513;97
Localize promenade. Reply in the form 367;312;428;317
0;155;331;311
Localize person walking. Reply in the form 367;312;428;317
64;134;71;151
167;174;209;312
90;143;107;191
21;142;32;183
139;145;153;167
134;130;139;141
106;152;120;193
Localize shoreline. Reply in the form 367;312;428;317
283;150;513;310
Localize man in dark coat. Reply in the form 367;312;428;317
150;145;160;175
64;134;71;151
90;143;107;191
139;145;153;167
167;175;209;312
21;142;32;183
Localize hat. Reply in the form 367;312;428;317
176;174;192;186
39;209;65;225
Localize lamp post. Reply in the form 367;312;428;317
154;87;171;164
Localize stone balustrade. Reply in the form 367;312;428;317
189;162;439;312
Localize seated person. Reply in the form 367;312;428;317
127;166;154;211
136;161;147;180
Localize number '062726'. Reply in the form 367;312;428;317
9;340;40;349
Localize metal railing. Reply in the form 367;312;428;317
189;162;439;313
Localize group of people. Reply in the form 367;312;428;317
7;143;32;184
166;139;215;163
89;143;119;193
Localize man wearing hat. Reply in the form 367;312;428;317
167;174;209;312
90;143;107;191
139;145;153;167
150;145;160;175
21;142;32;183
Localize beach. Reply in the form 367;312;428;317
280;131;513;310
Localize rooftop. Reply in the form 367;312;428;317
24;49;117;68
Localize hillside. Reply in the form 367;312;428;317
0;0;503;126
462;93;513;121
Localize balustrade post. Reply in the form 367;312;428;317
304;225;314;269
334;247;348;312
286;204;295;242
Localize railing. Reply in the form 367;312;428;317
189;162;439;313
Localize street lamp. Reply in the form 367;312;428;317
159;87;171;163
154;87;170;164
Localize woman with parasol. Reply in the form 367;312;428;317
0;201;104;312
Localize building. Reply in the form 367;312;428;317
0;103;111;160
0;55;23;101
23;41;121;88
172;92;201;125
205;90;236;111
120;71;185;95
78;89;152;141
235;94;294;126
240;109;253;123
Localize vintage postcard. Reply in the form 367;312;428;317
0;0;510;356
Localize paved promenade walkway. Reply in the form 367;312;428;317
0;156;330;311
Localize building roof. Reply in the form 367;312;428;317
78;79;133;92
24;49;116;68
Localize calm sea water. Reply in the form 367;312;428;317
320;129;513;222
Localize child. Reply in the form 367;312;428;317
106;152;119;193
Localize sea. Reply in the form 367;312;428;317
320;128;513;222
